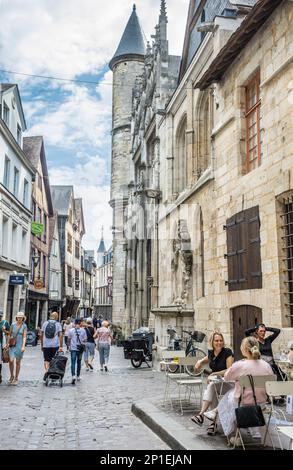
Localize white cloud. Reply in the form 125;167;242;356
49;155;112;251
0;0;189;251
26;75;112;150
0;1;188;79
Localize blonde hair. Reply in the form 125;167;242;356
50;311;59;321
102;320;109;328
209;331;225;349
241;336;261;359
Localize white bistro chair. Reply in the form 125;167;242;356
263;380;293;450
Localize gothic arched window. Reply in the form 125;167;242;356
174;116;187;196
196;90;213;178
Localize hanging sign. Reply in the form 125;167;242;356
34;279;44;289
31;222;44;236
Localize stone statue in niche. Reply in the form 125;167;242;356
171;220;193;307
152;139;160;190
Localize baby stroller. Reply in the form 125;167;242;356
45;352;68;387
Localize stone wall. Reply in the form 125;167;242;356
155;2;293;354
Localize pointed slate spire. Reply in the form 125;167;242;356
97;226;106;253
109;5;146;70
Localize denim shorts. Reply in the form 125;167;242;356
84;342;95;360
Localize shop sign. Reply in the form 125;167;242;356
31;222;44;236
34;279;44;289
50;290;59;299
9;275;25;285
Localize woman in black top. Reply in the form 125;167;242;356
245;324;283;380
191;332;234;435
83;318;96;371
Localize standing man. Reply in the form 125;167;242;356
41;311;63;381
0;309;10;384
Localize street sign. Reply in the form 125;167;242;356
34;279;44;289
31;222;44;236
107;276;113;284
9;275;25;285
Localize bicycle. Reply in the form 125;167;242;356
167;330;206;376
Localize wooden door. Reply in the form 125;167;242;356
232;305;262;360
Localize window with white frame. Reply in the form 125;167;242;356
22;230;27;265
23;179;29;207
17;124;22;145
1;216;9;257
3;155;10;189
11;223;18;261
13;167;19;198
3;102;9;126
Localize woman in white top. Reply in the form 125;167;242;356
94;320;113;372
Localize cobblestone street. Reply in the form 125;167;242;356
0;345;168;450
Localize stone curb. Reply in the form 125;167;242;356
132;400;215;451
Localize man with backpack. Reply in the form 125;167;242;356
41;311;63;380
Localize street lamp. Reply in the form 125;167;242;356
32;255;40;267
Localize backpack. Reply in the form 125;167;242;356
45;320;56;339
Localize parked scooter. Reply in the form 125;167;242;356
123;327;154;368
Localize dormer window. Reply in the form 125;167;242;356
17;124;22;145
3;102;9;126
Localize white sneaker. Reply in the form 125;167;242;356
230;437;242;447
203;409;217;421
77;376;81;381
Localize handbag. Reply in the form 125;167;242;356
8;325;22;347
76;330;85;354
2;347;10;363
235;375;266;428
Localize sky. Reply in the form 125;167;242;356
0;0;189;251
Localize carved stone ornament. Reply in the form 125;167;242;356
171;220;193;307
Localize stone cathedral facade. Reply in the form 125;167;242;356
110;0;293;360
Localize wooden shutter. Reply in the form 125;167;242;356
226;206;262;291
226;214;238;291
247;206;262;289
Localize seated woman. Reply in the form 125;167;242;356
191;332;234;435
204;336;274;444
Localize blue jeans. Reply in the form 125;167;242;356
98;343;110;367
70;350;82;377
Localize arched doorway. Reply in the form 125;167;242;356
232;305;262;360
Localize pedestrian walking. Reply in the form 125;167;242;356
84;318;96;371
68;318;87;384
41;312;63;381
63;317;73;353
92;316;98;329
0;309;10;384
94;320;112;372
8;312;27;385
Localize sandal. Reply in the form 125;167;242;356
207;421;217;436
191;414;204;426
8;376;14;384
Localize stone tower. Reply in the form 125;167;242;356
109;4;146;330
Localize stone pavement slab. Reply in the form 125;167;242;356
0;345;168;450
